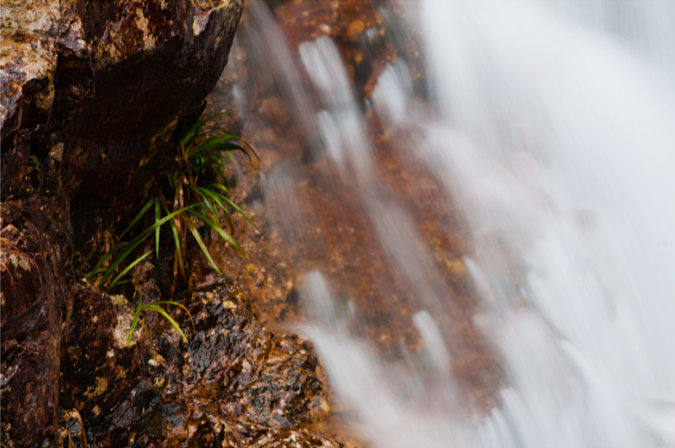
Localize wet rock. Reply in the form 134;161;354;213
1;1;244;445
2;0;244;201
253;428;343;447
57;408;88;448
178;285;328;428
62;0;243;202
0;190;73;448
56;278;339;447
60;283;152;437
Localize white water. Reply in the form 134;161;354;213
230;1;675;446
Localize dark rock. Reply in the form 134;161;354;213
1;0;244;200
178;285;328;429
56;280;338;447
253;429;343;448
0;190;72;448
0;1;243;445
60;283;151;435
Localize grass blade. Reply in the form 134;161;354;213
153;301;195;332
189;185;216;216
100;205;196;287
120;199;155;239
154;200;161;258
209;183;229;194
166;207;184;275
85;241;128;280
109;250;151;288
239;137;261;170
127;299;144;345
184;217;221;273
198;186;235;232
188;135;241;160
99;227;155;287
143;304;187;343
219;193;259;232
189;185;232;231
180;112;232;147
187;208;246;256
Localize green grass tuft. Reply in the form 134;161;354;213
86;111;258;345
87;112;258;290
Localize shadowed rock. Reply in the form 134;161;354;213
1;1;243;445
1;1;353;446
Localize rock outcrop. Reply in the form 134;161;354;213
1;0;243;199
0;1;244;446
55;278;335;447
1;1;350;446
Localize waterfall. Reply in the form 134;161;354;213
226;0;675;446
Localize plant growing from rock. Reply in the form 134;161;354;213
127;288;195;345
86;111;258;342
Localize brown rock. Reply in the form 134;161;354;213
1;193;72;448
55;278;338;447
0;1;244;446
178;284;328;429
1;0;243;200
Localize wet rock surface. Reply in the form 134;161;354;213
180;284;327;429
1;180;73;447
59;282;153;447
1;0;347;444
162;280;336;447
2;0;243;202
54;278;339;447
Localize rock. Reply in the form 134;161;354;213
60;283;151;434
253;429;343;448
178;284;328;429
0;194;72;448
170;283;342;446
1;0;244;200
56;279;339;447
0;1;244;446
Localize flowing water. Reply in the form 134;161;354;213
225;0;675;446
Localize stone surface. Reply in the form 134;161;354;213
55;277;338;447
164;280;336;447
0;185;73;448
0;1;244;446
1;0;244;200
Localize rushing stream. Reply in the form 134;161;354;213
224;0;675;446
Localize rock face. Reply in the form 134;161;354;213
0;196;73;447
1;0;243;199
55;278;336;447
1;0;346;445
1;1;244;446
